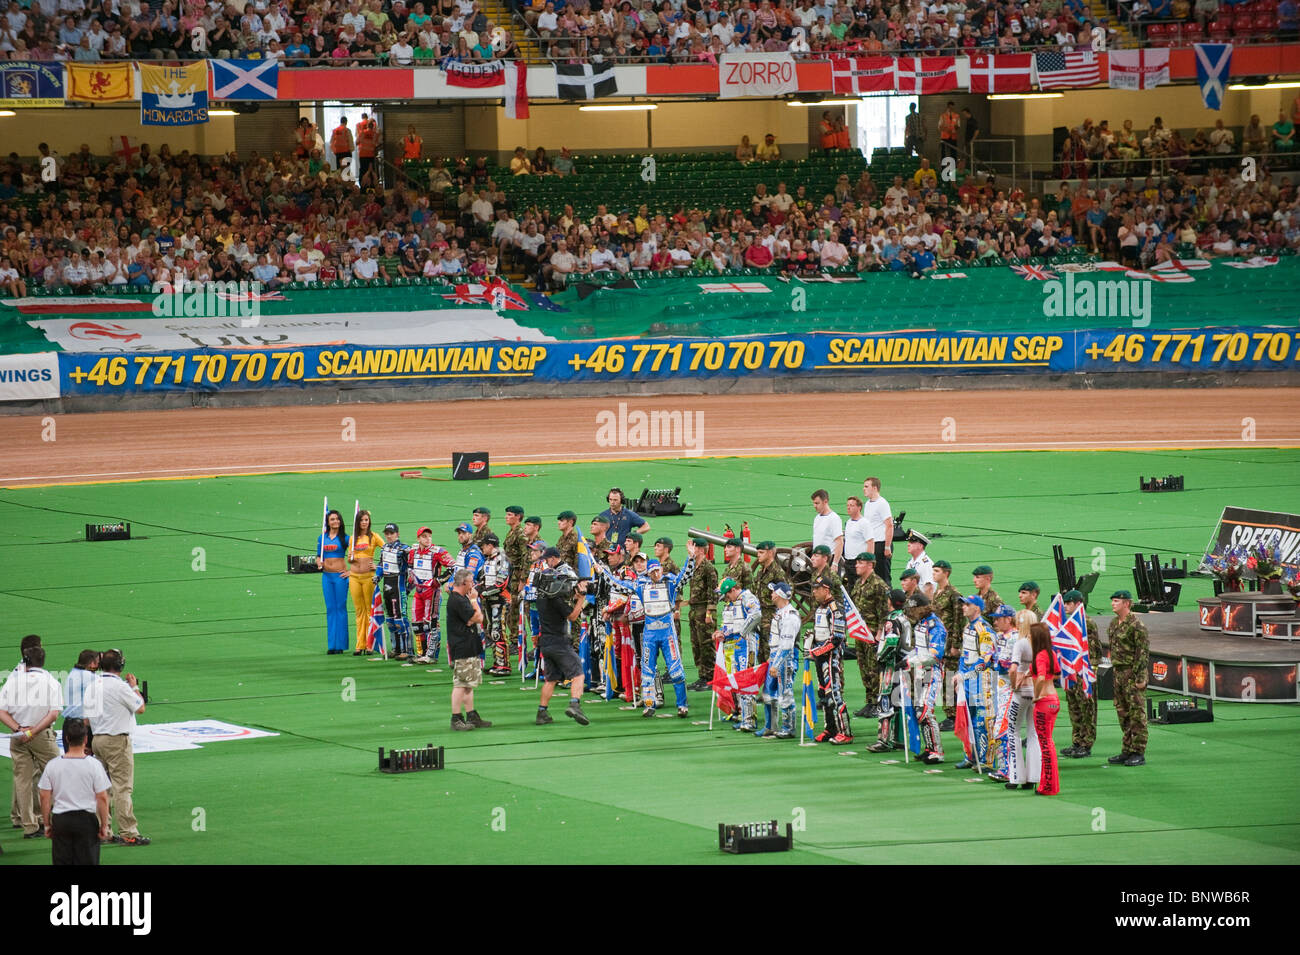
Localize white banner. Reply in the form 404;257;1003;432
1108;49;1170;91
0;351;59;401
719;53;799;99
30;310;556;352
0;719;278;758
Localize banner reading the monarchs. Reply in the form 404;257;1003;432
0;62;65;108
719;52;798;98
66;62;133;103
140;61;209;126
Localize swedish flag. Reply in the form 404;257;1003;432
801;656;818;742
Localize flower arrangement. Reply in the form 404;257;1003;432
1246;532;1285;581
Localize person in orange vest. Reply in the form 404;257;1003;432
401;124;423;165
834;115;851;151
356;112;379;187
329;117;355;172
819;111;836;154
294;117;317;159
938;100;961;162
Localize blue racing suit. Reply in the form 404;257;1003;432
958;616;996;768
759;603;801;737
719;589;762;727
907;611;947;757
601;556;693;710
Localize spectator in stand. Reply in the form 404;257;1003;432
1275;111;1297;154
756;132;781;161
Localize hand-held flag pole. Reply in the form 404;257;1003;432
348;499;359;560
318;496;329;559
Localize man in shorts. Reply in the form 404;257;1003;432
534;547;590;726
446;568;492;731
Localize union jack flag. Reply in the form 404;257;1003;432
1042;594;1094;695
1010;264;1058;281
840;585;876;644
366;587;386;657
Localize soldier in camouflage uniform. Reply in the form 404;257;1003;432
972;565;1002;626
686;537;720;690
503;506;530;653
555;510;581;652
932;560;964;730
471;506;493;547
1017;581;1042;618
850;552;889;717
752;541;789;664
1060;588;1104;757
721;538;754;595
1106;590;1148;767
587;516;613;563
801;545;843;623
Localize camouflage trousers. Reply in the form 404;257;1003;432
942;658;959;720
856;642;879;703
758;613;772;664
689;604;716;680
1113;667;1149;755
1065;676;1098;749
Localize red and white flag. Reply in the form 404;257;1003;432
967;53;1033;93
444;61;506;89
1153;256;1210;271
1010;264;1057;280
894;56;957;95
831;56;894;94
504;61;528;119
710;660;769;715
699;282;771;293
929;272;968;280
1108;49;1170;91
1223;256;1279;269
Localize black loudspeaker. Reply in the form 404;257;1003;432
452;451;490;480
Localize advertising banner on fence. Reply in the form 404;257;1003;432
56;326;1300;397
1199;506;1300;577
0;352;59;401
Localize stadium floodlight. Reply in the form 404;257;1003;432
209;110;239;116
1226;80;1300;91
786;98;868;106
577;103;658;112
0;110;15;117
986;93;1065;100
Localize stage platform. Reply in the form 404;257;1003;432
1094;611;1300;704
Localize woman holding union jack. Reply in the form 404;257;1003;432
1029;623;1061;796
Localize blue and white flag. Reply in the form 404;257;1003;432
1194;43;1232;111
140;62;209;126
211;58;279;101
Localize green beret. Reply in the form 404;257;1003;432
854;551;875;562
690;537;709;547
1019;581;1040;593
1062;589;1084;603
933;559;952;570
811;544;832;557
524;515;542;527
900;568;919;580
1110;590;1133;601
756;540;776;550
557;510;577;522
972;565;993;576
590;514;610;526
505;505;525;516
655;536;673;548
723;537;743;548
473;506;491;516
626;532;643;544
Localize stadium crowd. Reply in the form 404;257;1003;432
1;119;1297;297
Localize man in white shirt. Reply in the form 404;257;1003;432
87;649;149;846
0;641;63;837
861;475;894;585
810;488;844;571
904;530;935;599
352;246;379;280
843;495;870;583
39;717;111;865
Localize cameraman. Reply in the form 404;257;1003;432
534;548;590;727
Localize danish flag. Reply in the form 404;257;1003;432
831;56;894;94
894;56;958;95
968;53;1033;93
710;661;770;715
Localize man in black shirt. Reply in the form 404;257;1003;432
446;568;492;731
534;548;590;726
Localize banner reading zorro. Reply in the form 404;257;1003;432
1199;507;1300;578
140;62;209;126
0;62;65;108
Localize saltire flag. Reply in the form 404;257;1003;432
555;62;617;100
1034;50;1101;89
140;61;210;127
967;53;1033;93
840;585;876;644
699;282;770;293
898;673;923;755
1194;43;1232;110
1042;594;1095;695
800;656;818;741
831;56;894;94
366;587;385;655
711;661;770;716
894;56;957;95
444;60;507;88
1223;256;1279;269
1010;264;1057;280
67;63;133;102
1108;48;1170;91
504;61;528;119
211;59;279;100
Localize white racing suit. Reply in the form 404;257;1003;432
873;610;912;749
758;604;801;737
718;590;762;728
958;618;996;768
906;612;948;759
476;551;512;672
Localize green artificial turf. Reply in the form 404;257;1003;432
1;448;1297;865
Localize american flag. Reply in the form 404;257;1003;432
1010;264;1058;281
840;585;876;644
1042;594;1095;694
1034;51;1101;89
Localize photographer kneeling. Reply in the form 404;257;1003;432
534;548;590;727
